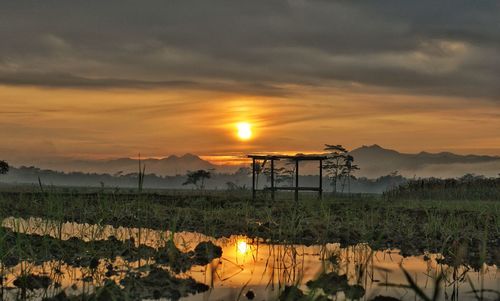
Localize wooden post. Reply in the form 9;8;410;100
295;159;299;202
271;159;275;201
252;158;256;201
319;159;323;199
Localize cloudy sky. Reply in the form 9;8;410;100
1;1;499;165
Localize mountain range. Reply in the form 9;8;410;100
350;145;500;178
37;153;225;176
17;145;500;179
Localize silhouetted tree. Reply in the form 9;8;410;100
183;169;211;190
251;160;266;189
226;181;247;191
388;170;401;189
137;155;146;193
283;160;297;186
226;181;239;190
261;165;293;188
323;144;348;193
275;167;293;185
0;160;9;175
340;155;359;193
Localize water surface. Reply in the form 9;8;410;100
1;217;498;301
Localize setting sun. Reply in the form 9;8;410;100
236;122;252;141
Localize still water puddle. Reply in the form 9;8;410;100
1;217;498;301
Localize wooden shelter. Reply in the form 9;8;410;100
247;154;328;201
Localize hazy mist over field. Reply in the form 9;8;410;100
17;145;500;178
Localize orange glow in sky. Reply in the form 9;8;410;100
0;85;499;166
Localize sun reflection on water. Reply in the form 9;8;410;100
2;217;498;301
237;239;249;255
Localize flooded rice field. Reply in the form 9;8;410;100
1;217;498;301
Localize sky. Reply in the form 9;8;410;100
1;1;499;165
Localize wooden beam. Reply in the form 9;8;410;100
252;158;256;201
295;159;299;202
248;155;327;161
319;159;323;199
274;186;322;191
271;159;275;201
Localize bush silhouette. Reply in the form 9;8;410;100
0;160;9;175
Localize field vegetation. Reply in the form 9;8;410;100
0;158;498;300
1;186;498;268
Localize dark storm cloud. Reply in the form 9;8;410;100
0;0;499;99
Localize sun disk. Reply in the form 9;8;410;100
236;122;252;140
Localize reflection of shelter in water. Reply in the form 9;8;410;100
248;154;327;201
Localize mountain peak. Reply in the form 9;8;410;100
180;153;199;160
367;144;383;149
353;144;397;153
355;144;387;151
